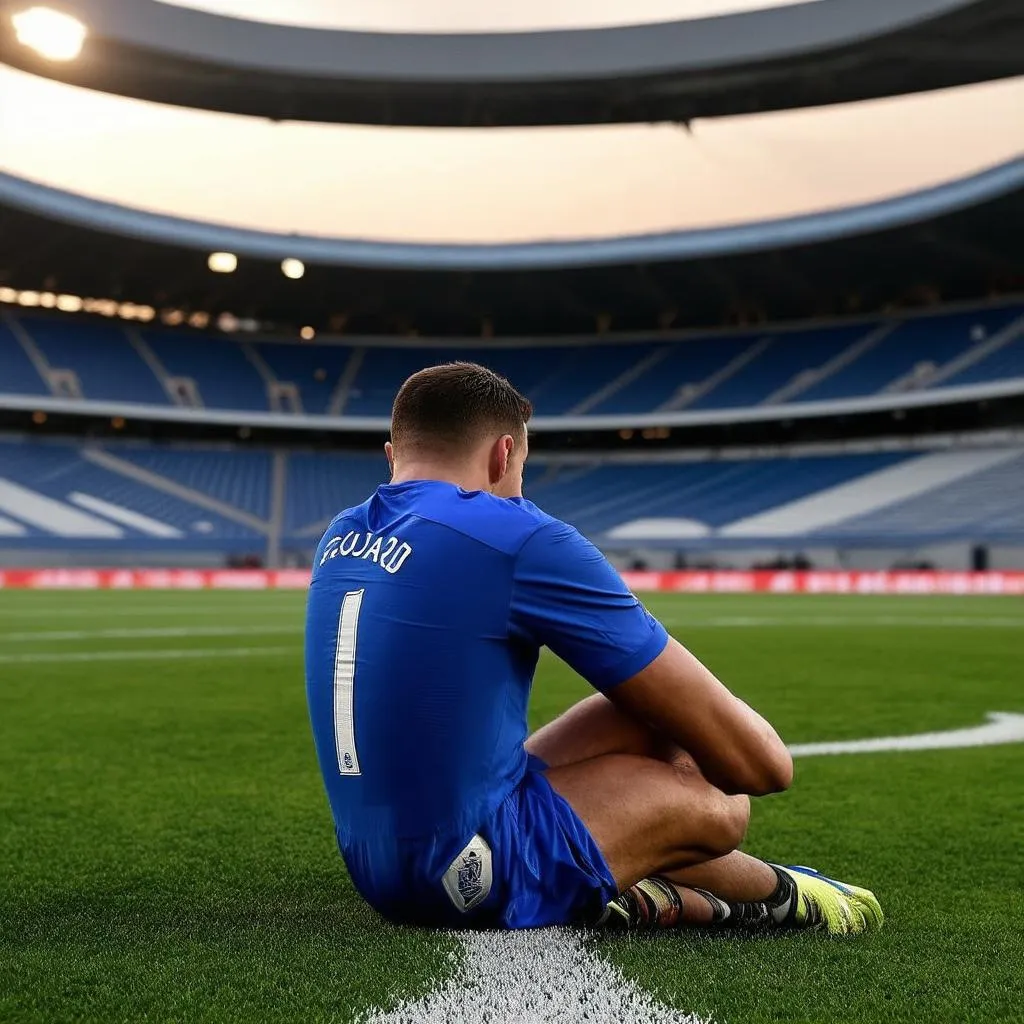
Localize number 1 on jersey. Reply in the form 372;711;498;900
334;588;364;775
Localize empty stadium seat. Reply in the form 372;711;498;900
0;318;48;396
797;307;1024;402
142;331;268;411
3;301;1023;417
21;316;168;405
0;438;1019;551
0;439;262;545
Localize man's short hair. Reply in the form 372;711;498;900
391;362;533;453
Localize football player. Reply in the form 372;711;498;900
305;363;882;934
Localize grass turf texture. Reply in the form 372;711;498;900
0;591;1021;1023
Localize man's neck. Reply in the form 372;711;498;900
390;463;488;493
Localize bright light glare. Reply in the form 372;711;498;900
12;7;87;62
208;251;237;273
281;258;305;280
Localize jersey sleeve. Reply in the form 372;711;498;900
509;519;669;691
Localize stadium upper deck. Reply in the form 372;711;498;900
1;0;1021;126
2;300;1023;422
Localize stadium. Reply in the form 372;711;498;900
1;1;1022;1022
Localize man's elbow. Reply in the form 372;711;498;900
727;745;793;797
751;745;794;795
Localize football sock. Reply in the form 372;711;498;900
599;876;684;928
599;865;797;930
692;864;797;928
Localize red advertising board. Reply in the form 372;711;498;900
1;568;1022;594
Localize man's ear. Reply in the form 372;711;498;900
487;435;513;486
384;440;395;475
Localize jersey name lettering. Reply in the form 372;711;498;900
319;530;413;574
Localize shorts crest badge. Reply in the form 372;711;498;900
442;834;493;913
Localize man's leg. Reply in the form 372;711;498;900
527;694;882;934
529;694;771;888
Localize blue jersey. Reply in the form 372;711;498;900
305;480;668;848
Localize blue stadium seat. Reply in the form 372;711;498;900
104;447;272;519
142;332;268;411
0;440;262;545
590;336;753;414
529;453;909;537
0;438;1018;551
798;307;1023;402
343;344;589;416
0;318;48;396
255;342;357;414
21;315;168;404
285;451;389;535
527;343;661;414
3;303;1022;417
940;333;1024;388
689;324;873;409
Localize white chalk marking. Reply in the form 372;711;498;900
662;616;1023;628
0;603;302;620
790;711;1024;757
365;928;709;1024
0;624;301;642
365;711;1024;1024
0;646;298;664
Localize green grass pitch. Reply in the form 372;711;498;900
1;590;1022;1023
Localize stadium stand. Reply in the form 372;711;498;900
796;306;1024;402
140;330;268;411
96;447;274;520
0;439;1020;554
285;452;389;534
824;450;1024;540
0;439;263;547
2;300;1022;417
529;453;912;538
20;315;169;406
2;297;1022;565
0;317;49;397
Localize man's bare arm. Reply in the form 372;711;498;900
609;636;793;797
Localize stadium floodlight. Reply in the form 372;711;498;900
281;258;305;280
208;252;237;274
11;7;87;62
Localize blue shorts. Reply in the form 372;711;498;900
340;755;617;929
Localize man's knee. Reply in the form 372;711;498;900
668;758;750;857
714;793;751;853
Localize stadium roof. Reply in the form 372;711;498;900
1;0;1022;126
1;159;1021;334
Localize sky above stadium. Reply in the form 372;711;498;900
162;0;813;31
0;1;1022;244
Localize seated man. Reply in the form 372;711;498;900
304;363;882;934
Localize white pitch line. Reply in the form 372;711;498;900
660;616;1023;628
790;711;1024;756
364;928;709;1024
365;709;1024;1024
0;646;299;664
0;625;302;642
0;604;302;619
